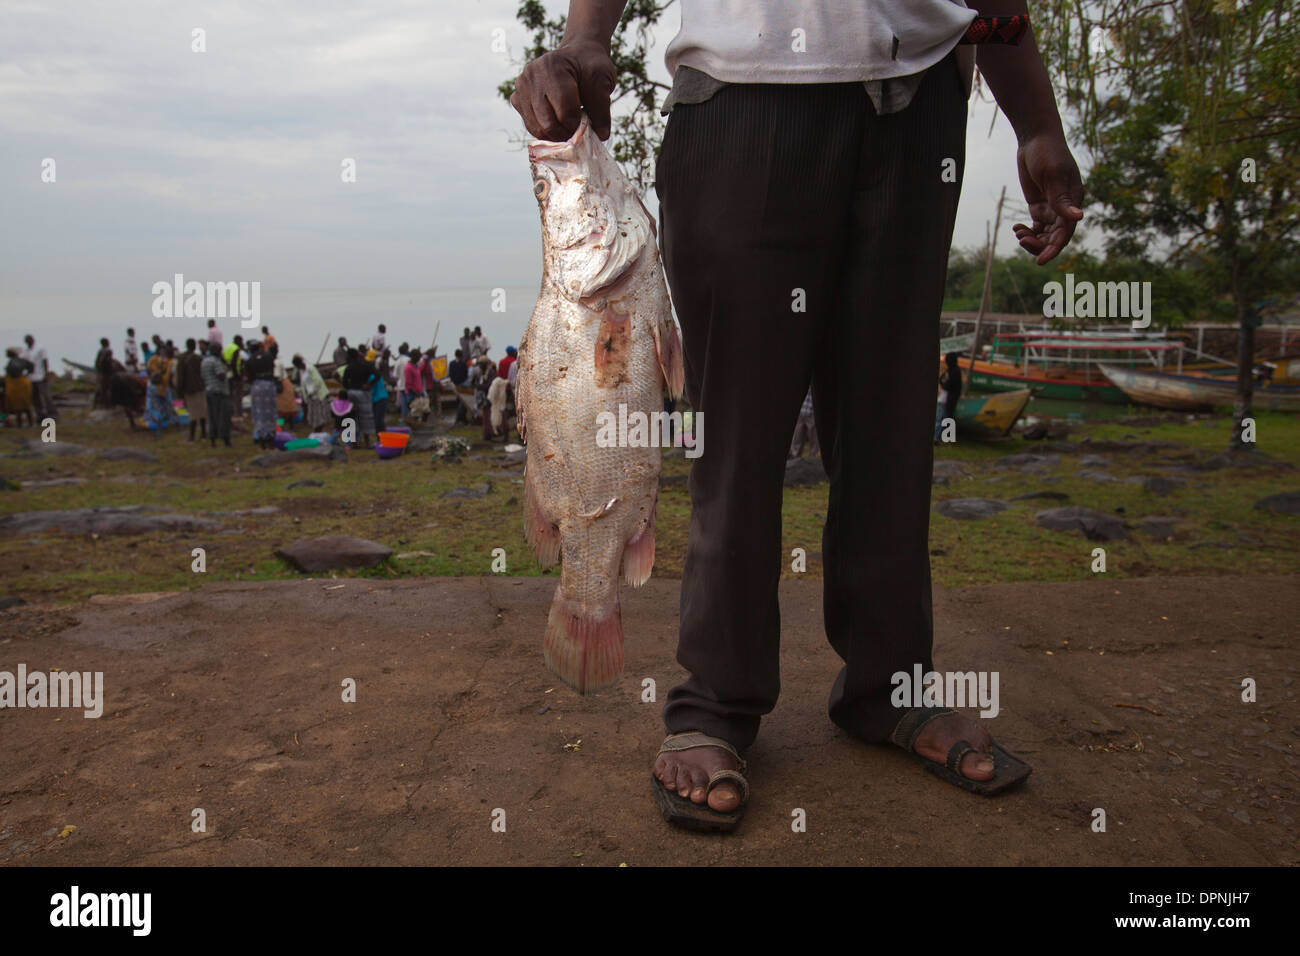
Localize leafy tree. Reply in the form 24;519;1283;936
1035;0;1300;445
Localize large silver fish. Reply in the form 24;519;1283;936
517;115;684;694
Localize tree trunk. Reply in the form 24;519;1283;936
1231;315;1254;449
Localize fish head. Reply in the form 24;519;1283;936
529;115;653;302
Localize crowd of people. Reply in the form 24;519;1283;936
80;321;520;449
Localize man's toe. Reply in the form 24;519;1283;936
961;749;996;781
656;760;676;791
708;783;740;813
676;765;696;797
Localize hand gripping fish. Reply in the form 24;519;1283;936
516;116;684;694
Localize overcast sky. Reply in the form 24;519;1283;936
0;0;1053;300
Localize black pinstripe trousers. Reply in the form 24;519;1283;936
657;51;967;748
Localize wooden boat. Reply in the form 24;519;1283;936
1098;363;1300;412
964;331;1186;403
951;388;1034;439
1176;353;1300;388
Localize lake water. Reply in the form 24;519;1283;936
0;287;541;368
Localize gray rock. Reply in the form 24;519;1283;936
96;447;159;463
1078;454;1111;467
1140;476;1183;497
12;439;92;457
275;535;393;572
1138;516;1181;540
932;461;967;479
1254;490;1300;515
784;457;827;487
1035;506;1129;541
0;506;222;536
935;498;1009;520
0;596;26;610
250;445;347;466
1011;491;1069;502
1078;470;1118;482
20;477;86;488
441;483;492;499
287;479;325;490
995;453;1060;473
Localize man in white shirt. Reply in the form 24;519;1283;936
469;326;490;359
123;328;139;372
511;0;1080;830
392;343;410;417
22;334;54;421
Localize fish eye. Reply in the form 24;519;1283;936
534;179;549;200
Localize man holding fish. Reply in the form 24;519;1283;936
511;0;1083;831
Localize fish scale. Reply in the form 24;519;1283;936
517;116;684;694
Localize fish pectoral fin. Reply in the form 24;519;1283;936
652;312;685;400
576;496;619;519
621;499;657;587
523;466;561;567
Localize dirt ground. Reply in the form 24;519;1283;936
0;574;1295;866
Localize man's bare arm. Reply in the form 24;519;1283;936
972;0;1085;263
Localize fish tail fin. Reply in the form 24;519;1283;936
544;590;624;694
523;465;560;567
653;313;685;400
621;499;657;587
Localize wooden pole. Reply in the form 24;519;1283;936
314;332;330;366
967;186;1007;378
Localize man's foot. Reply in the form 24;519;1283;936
653;743;743;813
910;711;995;781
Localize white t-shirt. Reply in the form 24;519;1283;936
393;354;409;392
665;0;976;91
22;346;48;382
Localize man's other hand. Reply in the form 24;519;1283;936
1012;132;1085;265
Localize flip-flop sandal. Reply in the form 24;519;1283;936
890;707;1032;796
651;731;750;833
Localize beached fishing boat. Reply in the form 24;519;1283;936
1098;364;1300;412
965;331;1186;403
953;388;1033;438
